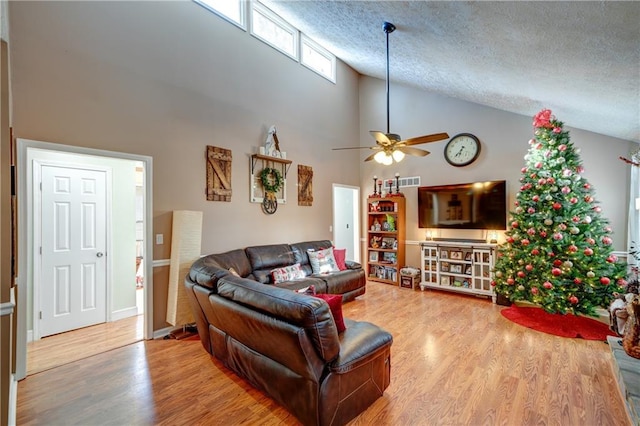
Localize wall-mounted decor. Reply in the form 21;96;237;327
250;154;290;206
298;164;313;206
206;145;232;202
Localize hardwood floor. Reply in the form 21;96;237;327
26;313;143;375
17;282;631;425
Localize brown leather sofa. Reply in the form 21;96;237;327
184;241;393;425
187;240;366;301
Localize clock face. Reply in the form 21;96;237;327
444;133;481;167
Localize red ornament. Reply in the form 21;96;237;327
552;268;562;276
491;281;496;287
507;278;515;285
574;278;582;284
568;245;578;253
584;248;593;256
531;248;540;255
569;295;578;304
543;281;553;289
517;271;526;278
531;287;539;295
553;202;562;210
553;259;562;267
525;264;533;271
600;277;611;285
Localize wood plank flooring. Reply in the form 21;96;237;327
17;281;632;425
26;313;143;375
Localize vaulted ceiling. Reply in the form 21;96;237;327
261;1;640;143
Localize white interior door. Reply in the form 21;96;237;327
333;185;360;263
40;165;107;337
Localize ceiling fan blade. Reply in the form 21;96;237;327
364;152;379;162
398;146;430;157
370;131;391;145
402;132;450;146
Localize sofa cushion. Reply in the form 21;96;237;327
333;248;347;271
271;263;306;283
290;240;333;273
246;244;297;284
314;293;346;332
308;247;340;274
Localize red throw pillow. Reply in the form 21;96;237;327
314;293;346;332
332;248;347;271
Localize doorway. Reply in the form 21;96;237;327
332;184;360;263
16;139;153;380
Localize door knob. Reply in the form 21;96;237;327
96;252;104;258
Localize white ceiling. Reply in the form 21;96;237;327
260;1;640;143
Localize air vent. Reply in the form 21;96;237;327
399;176;420;188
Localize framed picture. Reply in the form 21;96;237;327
369;251;379;263
382;237;395;249
440;276;451;286
383;252;397;264
440;250;448;259
465;265;472;275
483;253;490;263
450;264;462;274
450;251;463;260
465;252;472;261
441;262;450;272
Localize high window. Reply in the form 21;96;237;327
301;35;336;83
194;0;245;28
250;2;297;59
193;0;337;83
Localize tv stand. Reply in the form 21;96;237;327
419;241;496;301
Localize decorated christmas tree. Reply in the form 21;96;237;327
492;109;626;316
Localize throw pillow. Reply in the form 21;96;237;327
307;247;340;274
314;293;346;332
228;267;241;277
332;248;347;271
271;263;306;284
295;285;316;295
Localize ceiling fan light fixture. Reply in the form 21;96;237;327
374;151;388;164
382;154;393;165
392;149;405;162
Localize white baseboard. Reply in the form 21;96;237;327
153;325;174;340
9;373;17;426
110;306;138;322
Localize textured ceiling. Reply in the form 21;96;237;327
260;1;640;143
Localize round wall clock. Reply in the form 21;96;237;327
444;133;481;167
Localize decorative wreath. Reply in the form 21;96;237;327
260;167;283;193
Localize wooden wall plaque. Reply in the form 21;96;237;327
206;146;232;202
298;164;313;206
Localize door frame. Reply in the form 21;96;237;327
15;138;154;380
332;184;360;263
33;160;112;339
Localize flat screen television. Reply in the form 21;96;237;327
418;180;507;230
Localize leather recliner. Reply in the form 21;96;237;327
184;271;393;426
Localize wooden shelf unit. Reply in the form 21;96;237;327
366;196;406;286
419;240;496;300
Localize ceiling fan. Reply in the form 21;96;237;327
333;21;449;165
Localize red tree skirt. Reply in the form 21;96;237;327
501;305;616;341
